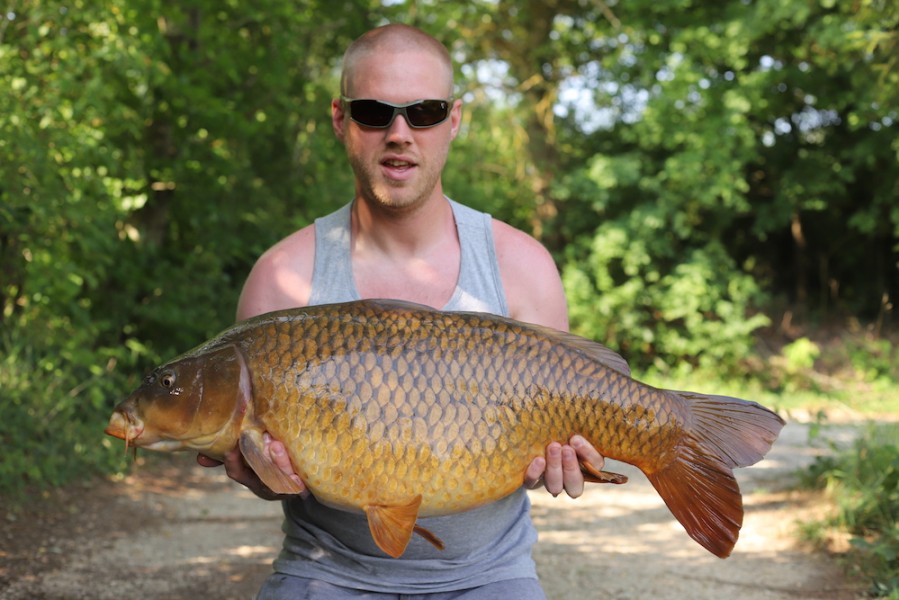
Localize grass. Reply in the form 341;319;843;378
642;327;899;599
639;323;899;418
799;423;899;599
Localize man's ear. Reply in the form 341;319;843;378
332;98;347;142
449;99;462;141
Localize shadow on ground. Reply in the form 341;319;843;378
0;421;870;600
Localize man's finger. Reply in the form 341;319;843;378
196;453;223;468
570;435;605;471
543;442;564;497
524;456;546;489
561;445;584;498
268;438;308;496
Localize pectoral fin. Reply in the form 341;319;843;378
238;429;304;495
364;495;444;558
580;460;628;485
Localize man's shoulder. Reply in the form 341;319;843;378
489;218;568;330
260;223;316;267
236;224;316;318
490;219;554;265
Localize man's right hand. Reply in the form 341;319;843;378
196;433;308;501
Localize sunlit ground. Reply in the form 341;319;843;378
5;421;878;600
530;421;870;600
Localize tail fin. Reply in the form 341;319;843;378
646;392;785;558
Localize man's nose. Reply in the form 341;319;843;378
385;112;414;142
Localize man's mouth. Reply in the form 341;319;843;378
381;158;417;180
382;159;415;170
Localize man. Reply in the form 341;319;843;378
198;23;606;599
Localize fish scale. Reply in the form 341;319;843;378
106;298;784;559
251;304;677;513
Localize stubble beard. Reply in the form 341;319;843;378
351;154;444;214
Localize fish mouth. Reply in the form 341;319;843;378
105;410;144;449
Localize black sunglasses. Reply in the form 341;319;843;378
341;97;453;129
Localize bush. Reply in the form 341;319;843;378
563;226;769;374
801;423;899;598
0;325;140;498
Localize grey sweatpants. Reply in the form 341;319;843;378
255;575;548;600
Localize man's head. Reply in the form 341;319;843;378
332;24;462;212
339;24;454;98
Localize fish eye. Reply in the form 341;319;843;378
160;372;176;388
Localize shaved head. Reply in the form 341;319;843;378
340;24;454;98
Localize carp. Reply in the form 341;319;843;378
105;299;784;559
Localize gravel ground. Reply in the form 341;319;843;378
0;420;870;600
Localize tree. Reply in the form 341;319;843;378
542;0;898;367
0;0;371;492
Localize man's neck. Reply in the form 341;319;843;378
350;193;456;258
349;193;462;308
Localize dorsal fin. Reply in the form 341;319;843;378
542;329;631;376
358;299;632;377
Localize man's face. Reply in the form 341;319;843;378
332;50;461;212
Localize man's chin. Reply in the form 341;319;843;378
367;188;426;212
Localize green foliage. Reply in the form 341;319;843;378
1;0;897;500
563;222;770;374
846;337;899;388
0;326;137;498
0;0;366;494
546;0;898;324
753;329;899;413
782;337;821;373
801;424;899;597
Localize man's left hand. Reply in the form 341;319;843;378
524;435;605;498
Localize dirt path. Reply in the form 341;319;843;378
0;421;868;600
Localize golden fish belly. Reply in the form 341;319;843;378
240;302;685;516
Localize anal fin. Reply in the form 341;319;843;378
364;495;444;558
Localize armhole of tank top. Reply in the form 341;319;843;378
309;203;357;305
307;218;326;306
447;199;510;317
480;211;510;317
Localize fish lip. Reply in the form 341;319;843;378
104;410;144;443
103;424;144;441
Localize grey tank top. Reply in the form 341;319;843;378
308;199;510;314
273;199;538;592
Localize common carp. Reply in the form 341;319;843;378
105;299;784;559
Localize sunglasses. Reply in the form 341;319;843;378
341;97;453;129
